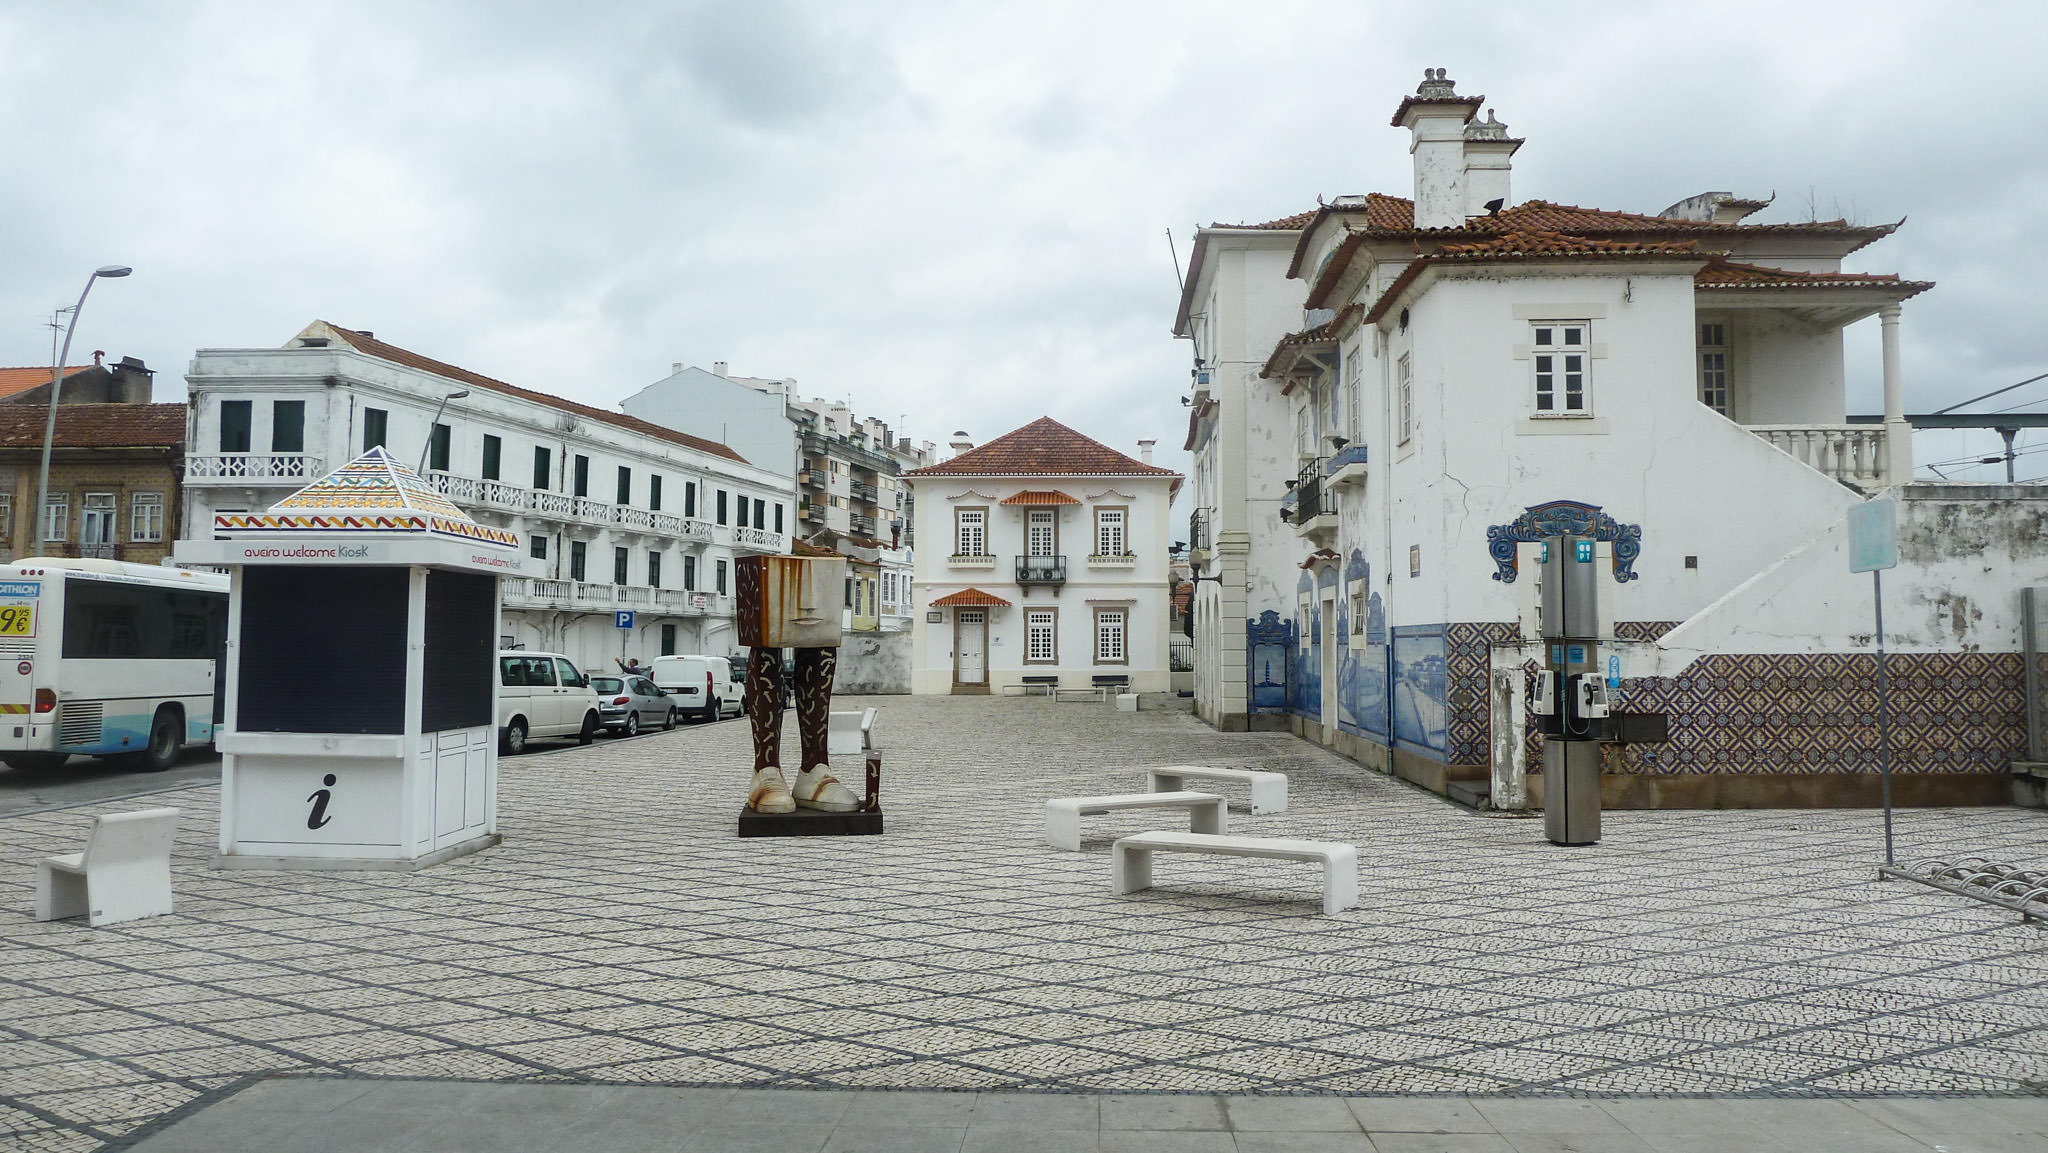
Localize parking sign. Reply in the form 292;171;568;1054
615;611;634;629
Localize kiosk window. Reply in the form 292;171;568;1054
238;567;407;733
423;570;494;731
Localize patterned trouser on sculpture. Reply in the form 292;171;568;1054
735;554;859;815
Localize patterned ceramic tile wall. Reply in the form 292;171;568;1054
1445;622;1519;766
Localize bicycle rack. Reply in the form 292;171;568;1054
1879;856;2048;923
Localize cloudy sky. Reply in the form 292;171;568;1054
4;1;2044;485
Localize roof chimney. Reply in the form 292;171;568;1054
713;361;728;377
672;361;683;374
1138;439;1156;466
1393;68;1484;230
949;429;974;456
1461;108;1521;220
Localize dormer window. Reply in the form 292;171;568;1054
1531;323;1589;416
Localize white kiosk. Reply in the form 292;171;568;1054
178;448;526;870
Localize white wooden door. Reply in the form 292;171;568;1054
1027;510;1055;556
956;611;987;684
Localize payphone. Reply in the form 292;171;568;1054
1538;534;1603;844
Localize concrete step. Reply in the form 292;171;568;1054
1445;779;1490;810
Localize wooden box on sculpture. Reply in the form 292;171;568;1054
736;555;847;650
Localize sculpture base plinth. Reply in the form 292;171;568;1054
738;806;884;838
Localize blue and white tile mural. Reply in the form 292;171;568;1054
1290;570;1322;720
1392;624;1449;756
1247;610;1291;713
1338;551;1390;740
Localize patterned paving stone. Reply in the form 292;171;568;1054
5;695;2048;1150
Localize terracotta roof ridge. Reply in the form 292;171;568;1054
316;323;752;468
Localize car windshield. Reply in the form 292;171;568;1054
590;677;623;693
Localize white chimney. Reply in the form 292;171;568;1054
1461;108;1520;220
1137;439;1156;465
1395;68;1483;230
949;429;974;456
713;361;728;377
671;361;683;374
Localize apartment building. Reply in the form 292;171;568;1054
182;322;793;671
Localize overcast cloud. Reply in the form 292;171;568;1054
4;1;2044;486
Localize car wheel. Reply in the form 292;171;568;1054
623;712;640;738
704;696;720;723
578;712;599;745
502;718;528;755
135;708;183;773
663;708;676;731
1;751;69;771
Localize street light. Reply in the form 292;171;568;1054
38;266;131;557
416;390;470;476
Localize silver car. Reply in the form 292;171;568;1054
589;675;676;737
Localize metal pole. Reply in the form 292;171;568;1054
1875;567;1895;867
37;275;102;556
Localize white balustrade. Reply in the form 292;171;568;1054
1749;425;1889;488
186;454;324;483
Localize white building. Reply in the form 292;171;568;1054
904;419;1182;695
1177;70;2040;810
622;363;934;633
183;322;792;671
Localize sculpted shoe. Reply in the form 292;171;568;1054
748;767;795;814
791;766;861;812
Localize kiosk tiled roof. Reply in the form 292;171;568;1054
215;447;520;548
311;324;751;467
905;418;1180;480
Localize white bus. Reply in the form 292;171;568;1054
0;559;229;772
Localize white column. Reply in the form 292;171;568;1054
1881;305;1912;484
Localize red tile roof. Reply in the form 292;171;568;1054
1694;258;1933;295
313;324;751;466
0;366;92;401
1261;305;1363;382
999;489;1081;506
904;417;1181;481
1211;209;1318;231
931;587;1012;608
1360;232;1709;325
1292;196;1901;297
0;404;186;450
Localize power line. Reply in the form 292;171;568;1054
1932;370;2048;415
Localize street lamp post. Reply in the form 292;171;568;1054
417;390;470;477
37;266;131;556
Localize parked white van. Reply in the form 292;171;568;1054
650;655;743;723
497;651;603;754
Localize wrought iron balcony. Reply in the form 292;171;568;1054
1015;554;1067;584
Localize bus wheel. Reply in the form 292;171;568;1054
1;752;69;771
137;709;183;773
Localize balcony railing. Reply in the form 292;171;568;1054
949;553;997;569
186;453;324;484
425;472;716;543
850;482;878;505
1087;553;1137;568
1016;554;1066;584
849;514;876;537
800;470;825;488
730;526;788;553
500;578;729;617
1749;424;1889;488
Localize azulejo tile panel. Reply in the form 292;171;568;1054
1445;622;1519;766
1521;650;2027;776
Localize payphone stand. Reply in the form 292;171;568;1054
1538;535;1605;845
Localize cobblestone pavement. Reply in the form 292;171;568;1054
4;695;2048;1151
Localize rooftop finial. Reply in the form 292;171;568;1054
1417;67;1457;100
1465;107;1509;140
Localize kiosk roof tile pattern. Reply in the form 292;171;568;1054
214;446;521;547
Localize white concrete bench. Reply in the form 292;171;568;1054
35;808;179;927
1045;790;1227;851
1147;765;1288;815
1111;831;1357;915
828;707;878;756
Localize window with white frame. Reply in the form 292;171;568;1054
1026;608;1057;663
0;493;12;541
1094;508;1126;557
1396;353;1414;443
1698;321;1730;416
129;492;165;542
1295;403;1313;459
955;508;986;556
1344;347;1364;440
41;495;67;543
1532;322;1590;416
1094;607;1127;664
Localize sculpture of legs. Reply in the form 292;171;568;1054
744;645;858;813
789;647;858;812
746;647;794;814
